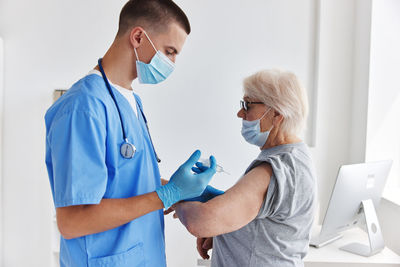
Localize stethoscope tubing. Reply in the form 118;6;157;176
98;58;161;162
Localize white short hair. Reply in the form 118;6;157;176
243;69;308;135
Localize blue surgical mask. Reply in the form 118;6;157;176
134;31;175;84
241;108;272;147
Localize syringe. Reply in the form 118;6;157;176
199;158;231;175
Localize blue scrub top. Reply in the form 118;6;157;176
45;74;166;267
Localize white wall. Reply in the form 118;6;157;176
137;0;318;188
366;0;400;196
310;0;357;219
0;0;398;266
349;0;372;164
0;1;126;266
0;37;4;265
367;0;400;256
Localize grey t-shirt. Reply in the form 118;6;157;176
211;142;317;267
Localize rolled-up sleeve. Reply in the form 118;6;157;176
255;154;296;220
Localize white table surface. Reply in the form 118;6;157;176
304;226;400;266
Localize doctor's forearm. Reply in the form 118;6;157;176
57;192;163;239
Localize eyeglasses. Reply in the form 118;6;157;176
240;100;264;111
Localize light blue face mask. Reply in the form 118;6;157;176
134;31;175;84
241;108;273;147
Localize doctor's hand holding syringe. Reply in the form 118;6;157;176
56;150;218;239
161;156;229;204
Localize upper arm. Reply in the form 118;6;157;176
199;163;272;236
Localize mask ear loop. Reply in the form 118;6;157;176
260;107;272;120
134;47;140;61
260;107;275;132
134;30;157;61
143;31;158;52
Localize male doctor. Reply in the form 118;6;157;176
45;0;217;266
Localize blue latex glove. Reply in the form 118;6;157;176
156;150;217;208
184;185;224;203
185;161;225;202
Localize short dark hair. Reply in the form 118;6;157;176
117;0;191;37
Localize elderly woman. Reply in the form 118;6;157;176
168;69;317;267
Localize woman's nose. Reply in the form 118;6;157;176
237;108;245;119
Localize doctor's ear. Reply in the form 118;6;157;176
129;27;145;49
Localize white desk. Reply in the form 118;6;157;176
305;227;400;267
197;227;400;267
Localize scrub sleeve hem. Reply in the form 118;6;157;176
54;196;103;208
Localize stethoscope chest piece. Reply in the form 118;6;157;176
121;140;136;159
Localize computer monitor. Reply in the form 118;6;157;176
310;160;392;257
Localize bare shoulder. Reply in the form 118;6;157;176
251;162;273;176
238;162;272;190
222;162;273;207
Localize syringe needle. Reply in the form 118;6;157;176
199;158;230;175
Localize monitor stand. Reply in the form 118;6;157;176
310;232;343;248
340;199;385;257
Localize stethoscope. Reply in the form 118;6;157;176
98;58;161;162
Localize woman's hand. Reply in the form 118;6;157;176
163;204;178;218
197;237;213;259
165;205;214;259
